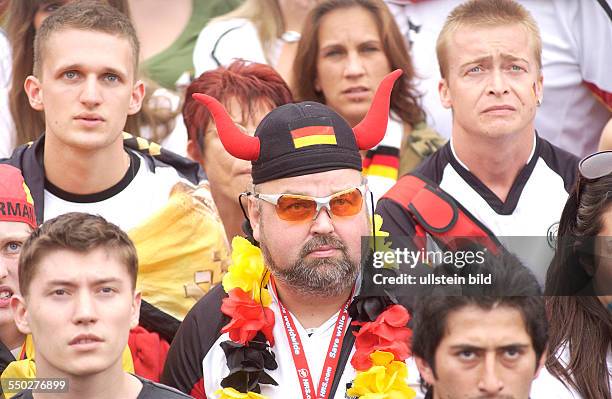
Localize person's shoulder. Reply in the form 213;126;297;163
200;17;256;37
536;135;580;192
137;376;194;399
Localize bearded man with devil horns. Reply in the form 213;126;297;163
161;70;417;399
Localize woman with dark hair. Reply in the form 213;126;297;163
533;151;612;398
293;0;445;202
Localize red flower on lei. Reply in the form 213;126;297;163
221;288;275;346
351;304;412;371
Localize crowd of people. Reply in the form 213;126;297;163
0;0;610;398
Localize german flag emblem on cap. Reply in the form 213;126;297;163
290;126;337;149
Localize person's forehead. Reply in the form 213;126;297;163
226;97;273;124
33;248;131;285
257;169;363;196
448;23;534;62
441;304;531;347
42;28;133;74
0;221;32;240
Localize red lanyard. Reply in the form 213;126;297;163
271;280;352;399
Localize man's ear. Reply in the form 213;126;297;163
535;74;544;105
439;78;452;109
24;76;44;111
187;139;203;165
130;291;142;329
247;197;262;243
415;356;436;387
10;295;32;335
127;80;145;116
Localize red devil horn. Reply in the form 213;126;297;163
352;69;403;150
192;93;260;161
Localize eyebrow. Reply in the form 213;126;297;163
460;54;529;69
449;343;530;351
320;39;381;50
43;277;123;288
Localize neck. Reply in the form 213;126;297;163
273;279;353;330
0;324;24;352
33;361;141;399
211;190;244;242
452;126;534;202
43;133;129;195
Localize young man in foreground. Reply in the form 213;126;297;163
10;213;191;399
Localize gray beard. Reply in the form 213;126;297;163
261;234;359;298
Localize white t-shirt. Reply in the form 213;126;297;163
385;0;612;157
43;151;192;231
193;18;282;76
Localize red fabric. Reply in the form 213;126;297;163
0;164;37;229
584;80;612;110
190;378;207;399
128;325;170;382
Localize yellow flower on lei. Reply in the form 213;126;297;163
215;387;268;399
223;236;271;306
347;351;415;399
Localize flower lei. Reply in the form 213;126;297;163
217;214;414;399
346;214;415;399
216;236;277;399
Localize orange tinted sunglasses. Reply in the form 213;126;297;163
254;185;367;221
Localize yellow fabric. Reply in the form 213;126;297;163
128;181;230;320
1;335;134;399
293;135;337;148
363;164;399;180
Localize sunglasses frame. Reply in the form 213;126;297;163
575;151;612;205
578;150;612;180
253;184;368;221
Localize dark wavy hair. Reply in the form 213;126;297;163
292;0;424;127
544;172;612;399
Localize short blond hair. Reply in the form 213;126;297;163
436;0;542;78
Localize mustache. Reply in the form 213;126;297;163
299;235;347;257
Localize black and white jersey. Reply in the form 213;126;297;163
376;135;579;284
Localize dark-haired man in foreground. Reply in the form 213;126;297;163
412;295;548;399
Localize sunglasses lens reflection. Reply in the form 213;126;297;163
275;188;363;221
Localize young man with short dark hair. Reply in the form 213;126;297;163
412;295;548;399
10;212;192;399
